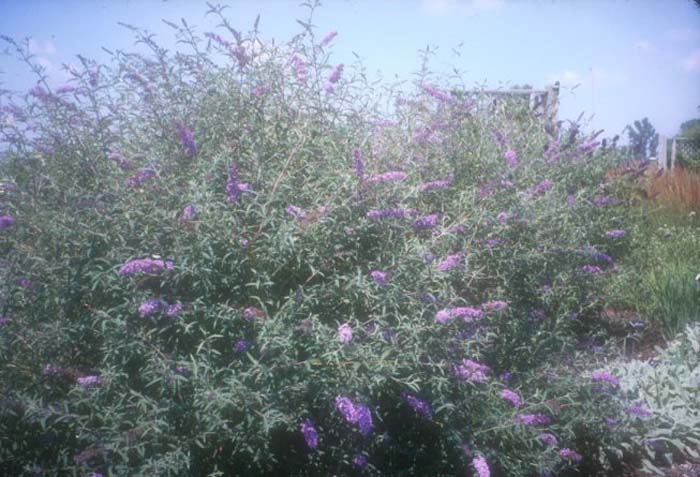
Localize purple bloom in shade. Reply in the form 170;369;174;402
16;277;32;289
233;339;250;353
627;402;652;418
286;205;306;220
582;264;603;274
138;298;164;317
472;456;490;477
606;229;627;238
486;238;502;247
538;433;558;446
0;316;11;326
529;309;546;322
366;208;417;220
328;64;344;84
180;204;198;222
320;30;338;47
516;413;551;426
335;396;373;436
568;194;578;207
455;359;490;383
352;148;365;182
127;169;155;188
354;454;368;469
559;448;583;463
76;375;101;388
482;300;508;312
165;302;183;318
604;417;618;426
419;177;453;192
402;392;432;418
435;309;453;324
591;371;619;387
593;195;620;207
175;122;197;157
496;211;512;223
504;149;518;167
450;307;485;322
243;306;264;321
226;164;241;203
299;419;319;450
56;85;78;94
366;171;408;184
436;253;462;272
119;258;174;276
89;473;104;477
413;213;440;230
338;323;353;344
532;179;554;195
43;364;60;376
500;389;522;407
370;270;391;286
500;371;514;381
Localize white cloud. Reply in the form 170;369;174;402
681;49;700;72
421;0;505;16
28;38;56;56
667;27;700;42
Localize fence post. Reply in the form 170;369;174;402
670;137;677;170
657;135;667;170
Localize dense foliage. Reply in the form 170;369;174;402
0;5;695;476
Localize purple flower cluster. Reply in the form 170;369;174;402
328;64;344;84
504;149;518;167
370;270;391;286
286;205;306;220
419;176;453;192
180;204;198;222
481;300;508;312
127;169;155;188
366;171;408;184
413;213;440;230
423;84;451;102
119;258;174;276
76;375;102;388
472;456;490;477
320;30;338;47
559;448;583;463
338;323;353;343
233;339;251;353
402;392;432;418
138;299;183;318
354;454;368;469
627;402;652;418
0;215;15;230
538;433;558;446
436;253;462;272
291;55;308;81
366;208;417;220
299;419;319;449
516;413;551;426
0;316;11;327
335;396;373;435
527;179;554;197
243;306;264;321
352;148;365;182
500;389;522;407
605;229;627;238
56;85;78;94
435;306;484;324
226;164;243;203
454;359;490;383
175;122;197;157
591;371;619;387
582;264;603;274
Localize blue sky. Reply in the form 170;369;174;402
1;0;699;138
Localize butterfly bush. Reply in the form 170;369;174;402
0;5;650;476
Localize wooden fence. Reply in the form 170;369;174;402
656;135;700;170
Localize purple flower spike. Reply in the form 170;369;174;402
0;215;15;229
516;413;551;426
76;375;101;388
606;229;626;238
582;264;603;274
591;371;619;387
338;323;353;344
472;456;490;477
175;122;197;157
233;339;250;353
413;213;440;230
299;419;319;450
504;149;518;167
454;359;490;383
538;433;558;446
328;64;344;84
500;389;522;407
402;392;432;418
370;270;391;286
320;30;338;47
559;448;583;463
366;171;408;185
435;253;461;272
138;299;165;317
335;396;373;436
119;258;174;276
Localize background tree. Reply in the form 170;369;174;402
625;117;659;160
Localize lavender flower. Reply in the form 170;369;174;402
226;164;241;203
138;298;164;317
582;264;603;274
29;85;50;100
504;149;518;167
56;85;78;94
402;392;432;418
413;213;440;230
481;300;508;312
497;211;512;223
559;448;583;463
500;389;522;407
366;208;416;220
366;171;408;184
352;148;365;182
335;396;373;436
328;64;344;84
233;339;250;353
286;205;306;220
180;204;198;222
76;375;101;388
17;277;32;289
454;359;490;383
627;402;652;418
435;253;461;272
354;454;368;468
175;122;197;157
419;177;453;192
243;306;264;321
43;364;60;376
299;419;319;450
165;302;183;318
320;30;338;47
0;316;11;326
527;179;554;197
338;323;353;344
370;270;391;286
450;307;485;322
591;371;619;387
605;229;626;238
516;413;551;426
423;84;451;102
472;456;490;477
119;258;174;276
538;433;558;446
291;55;308;81
127;169;155;188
